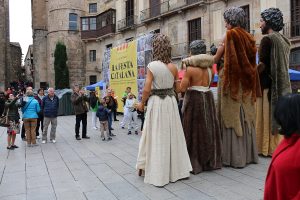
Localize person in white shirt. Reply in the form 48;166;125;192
125;93;139;135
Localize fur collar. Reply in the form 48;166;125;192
182;54;214;69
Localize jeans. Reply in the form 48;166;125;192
75;113;87;137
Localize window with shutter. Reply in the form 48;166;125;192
188;18;201;45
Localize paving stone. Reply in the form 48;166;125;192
26;186;56;200
0;193;26;200
55;189;86;200
26;175;52;189
165;181;190;192
105;180;148;200
82;156;105;166
84;188;118;200
123;173;145;188
188;180;245;200
26;165;48;178
138;184;176;200
172;188;214;200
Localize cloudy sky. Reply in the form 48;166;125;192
9;0;32;61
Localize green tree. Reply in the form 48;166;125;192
54;42;70;89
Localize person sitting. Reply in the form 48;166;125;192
264;94;300;200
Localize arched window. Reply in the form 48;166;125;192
69;13;78;30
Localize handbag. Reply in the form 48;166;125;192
0;108;10;127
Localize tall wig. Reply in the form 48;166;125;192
261;8;284;32
152;34;172;64
190;40;206;55
223;7;246;29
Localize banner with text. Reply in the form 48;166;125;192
109;41;138;112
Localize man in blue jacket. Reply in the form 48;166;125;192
42;88;59;143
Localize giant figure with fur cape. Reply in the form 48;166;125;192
256;8;291;156
214;7;260;168
180;40;222;174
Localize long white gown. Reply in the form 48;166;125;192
136;61;192;187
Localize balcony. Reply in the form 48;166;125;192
117;15;138;31
140;0;205;22
81;24;116;40
81;9;116;40
171;42;189;59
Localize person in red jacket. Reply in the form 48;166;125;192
264;94;300;200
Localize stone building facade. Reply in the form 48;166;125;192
0;0;22;90
32;0;300;87
24;45;34;83
0;0;10;90
32;0;86;88
9;42;22;83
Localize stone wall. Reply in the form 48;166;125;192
47;1;85;87
24;45;33;83
33;30;47;88
32;0;86;88
9;43;22;83
0;0;9;90
31;0;47;30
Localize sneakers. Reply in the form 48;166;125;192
128;131;132;135
11;145;19;148
50;139;56;143
82;136;90;139
36;136;41;139
108;137;112;141
92;127;98;130
7;146;14;150
109;133;116;137
42;140;46;144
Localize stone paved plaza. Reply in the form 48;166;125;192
0;114;270;200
